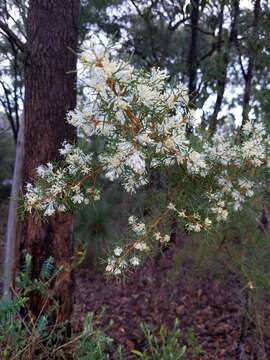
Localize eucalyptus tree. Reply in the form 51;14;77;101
0;0;80;323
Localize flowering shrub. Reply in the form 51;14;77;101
24;42;270;275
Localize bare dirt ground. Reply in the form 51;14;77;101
73;234;270;359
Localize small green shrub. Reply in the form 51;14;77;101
1;256;204;359
0;255;113;359
132;319;203;360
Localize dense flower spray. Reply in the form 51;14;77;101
24;41;270;275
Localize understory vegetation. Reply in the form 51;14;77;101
0;256;202;359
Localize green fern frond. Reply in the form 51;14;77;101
40;256;55;280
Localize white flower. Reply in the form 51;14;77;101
130;256;140;266
105;264;114;273
102;57;119;78
36;163;53;178
167;202;176;211
72;193;84;204
105;257;116;273
161;234;170;243
132;222;146;235
178;210;186;218
58;204;67;212
134;242;149;251
93;190;101;201
246;189;254;197
137;84;159;107
127;150;146;175
164;138;176;150
186;223;202;232
44;203;55;216
114;268;121;275
59;142;73;155
234;202;242;211
114;246;123;257
193;223;202;232
136;132;154;146
115;64;133;82
188;150;207;172
243;121;253;133
150;67;169;84
128;216;137;225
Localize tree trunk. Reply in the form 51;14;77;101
3;117;24;299
209;0;239;135
186;0;199;134
241;0;261;127
21;0;80;322
187;0;199;102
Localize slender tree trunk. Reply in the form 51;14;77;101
187;0;199;101
241;0;261;127
3;117;24;299
208;0;225;135
21;0;80;322
209;0;239;135
186;0;199;134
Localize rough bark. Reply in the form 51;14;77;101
21;0;80;322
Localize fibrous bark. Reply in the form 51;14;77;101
21;0;80;322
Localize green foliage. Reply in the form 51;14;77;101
1;256;205;359
0;255;114;359
74;166;147;269
135;320;186;359
132;319;203;360
40;256;55;280
74;186;126;269
76;313;113;360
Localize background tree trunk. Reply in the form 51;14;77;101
186;0;199;134
241;0;261;127
3;116;24;299
187;0;199;101
209;0;239;135
21;0;80;322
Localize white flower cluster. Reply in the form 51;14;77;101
99;140;147;193
167;203;212;232
203;121;270;221
204;121;269;168
154;232;170;243
25;142;99;216
24;41;270;275
105;214;173;275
